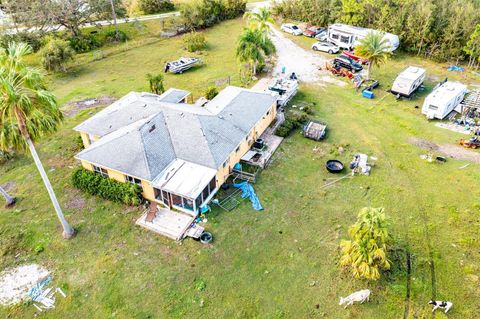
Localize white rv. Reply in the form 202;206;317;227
422;81;468;120
391;66;426;98
327;23;399;52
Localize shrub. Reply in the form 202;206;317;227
275;111;309;137
205;86;218;100
72;168;143;206
0;32;43;52
146;73;165;95
139;0;175;14
182;31;207;52
104;30;128;43
39;37;75;72
181;0;245;30
69;34;102;53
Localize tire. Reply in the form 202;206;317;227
313;46;318;51
328;50;333;54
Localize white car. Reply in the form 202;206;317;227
312;41;339;54
315;30;327;41
280;23;302;36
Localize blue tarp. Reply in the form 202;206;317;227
233;181;263;211
447;65;465;72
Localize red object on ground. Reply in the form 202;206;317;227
342;50;369;65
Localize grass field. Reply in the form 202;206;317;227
1;18;480;318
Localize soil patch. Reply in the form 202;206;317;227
1;182;16;193
65;190;86;210
409;137;480;164
63;96;117;118
0;264;50;306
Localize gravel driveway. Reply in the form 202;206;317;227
269;26;346;87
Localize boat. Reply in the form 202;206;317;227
266;76;299;107
342;50;368;65
164;57;200;74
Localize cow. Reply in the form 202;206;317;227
428;300;453;313
339;289;371;309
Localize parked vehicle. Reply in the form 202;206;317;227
315;30;328;41
342;50;368;65
391;66;426;98
303;26;325;38
267;76;299;107
333;56;363;72
327;23;399;51
164;57;200;74
312;41;339;54
280;23;302;36
422;81;468;120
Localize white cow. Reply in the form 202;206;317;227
339;289;371;309
428;300;453;313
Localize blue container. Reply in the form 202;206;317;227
362;90;374;99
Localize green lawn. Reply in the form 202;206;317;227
1;18;480;319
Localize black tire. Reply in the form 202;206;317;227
328;50;333;54
313;46;318;51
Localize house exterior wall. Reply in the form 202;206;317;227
79;132;100;148
215;102;277;186
79;160;157;202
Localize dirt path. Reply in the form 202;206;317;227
409;137;480;164
268;26;346;87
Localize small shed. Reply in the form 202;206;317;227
303;121;327;141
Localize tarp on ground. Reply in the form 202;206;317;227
233;181;263;211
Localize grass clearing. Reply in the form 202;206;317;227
1;19;480;318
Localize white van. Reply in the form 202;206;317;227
422;81;468;120
391;66;426;98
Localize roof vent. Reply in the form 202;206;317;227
149;125;156;133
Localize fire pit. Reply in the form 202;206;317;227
326;160;344;173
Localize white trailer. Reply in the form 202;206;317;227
391;66;426;98
327;23;399;52
422;81;468;120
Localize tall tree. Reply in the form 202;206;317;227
146;73;165;94
464;24;480;69
236;28;275;75
340;207;391;280
0;185;16;207
0;42;75;239
109;0;120;41
243;7;274;36
355;31;392;80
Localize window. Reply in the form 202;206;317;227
87;133;95;145
266;110;270;116
223;159;228;168
428;105;438;110
92;165;108;177
235;146;240;153
331;33;339;40
340;35;350;44
125;175;142;186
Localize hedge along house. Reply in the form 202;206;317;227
74;86;277;239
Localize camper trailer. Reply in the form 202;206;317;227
391;66;426;98
327;23;399;52
422;81;468;120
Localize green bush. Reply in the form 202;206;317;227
275;111;309;137
0;32;43;52
181;0;246;30
182;31;207;52
72;168;143;206
205;86;218;100
139;0;175;14
104;30;129;43
39;37;75;72
69;34;102;53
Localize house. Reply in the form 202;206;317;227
422;81;468;120
327;23;399;52
74;86;277;239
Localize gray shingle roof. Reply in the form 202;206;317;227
74;86;276;181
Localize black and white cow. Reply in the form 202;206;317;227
428;300;453;313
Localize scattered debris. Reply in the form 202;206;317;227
233;181;263;211
0;264;49;306
28;276;67;311
63;96;117;117
459;136;480;149
350;154;374;175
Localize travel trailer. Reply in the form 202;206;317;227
391;66;426;98
422;81;468;120
327;23;399;52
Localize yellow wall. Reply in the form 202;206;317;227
79;132;100;148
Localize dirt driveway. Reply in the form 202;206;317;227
409;137;480;164
269;26;346;87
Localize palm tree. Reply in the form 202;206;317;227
355;31;393;80
109;0;120;41
243;7;274;36
339;207;391;280
236;28;275;75
146;73;165;95
0;42;75;239
0;185;16;207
